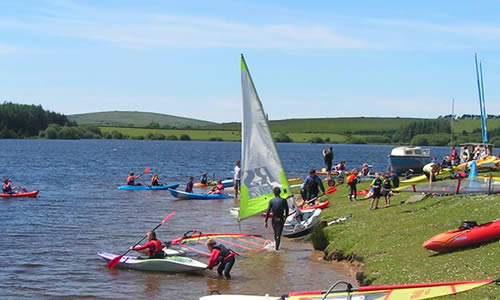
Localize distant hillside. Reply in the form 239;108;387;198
200;117;427;134
68;111;216;128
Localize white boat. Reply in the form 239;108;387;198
237;54;292;220
283;208;322;238
387;146;431;176
97;252;207;273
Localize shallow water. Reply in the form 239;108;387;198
0;140;451;299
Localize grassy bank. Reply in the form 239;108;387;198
310;176;499;299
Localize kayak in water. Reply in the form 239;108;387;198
168;188;230;200
0;190;39;198
97;252;207;273
117;184;180;190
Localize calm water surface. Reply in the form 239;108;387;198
0;140;451;299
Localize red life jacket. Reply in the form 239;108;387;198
126;176;135;185
3;183;11;192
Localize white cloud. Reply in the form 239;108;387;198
0;2;372;50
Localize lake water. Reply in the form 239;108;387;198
0;140;452;299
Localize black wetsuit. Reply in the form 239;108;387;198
265;196;289;250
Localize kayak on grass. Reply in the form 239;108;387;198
97;252;206;273
0;190;39;198
168;188;230;200
117;184;180;190
423;219;500;252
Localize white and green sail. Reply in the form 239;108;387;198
239;54;291;221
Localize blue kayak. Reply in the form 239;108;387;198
118;184;180;190
168;188;230;200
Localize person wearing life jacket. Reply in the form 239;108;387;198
200;173;208;185
2;179;17;194
130;231;164;259
185;176;194;193
206;238;236;279
126;172;142;186
151;173;162;186
208;180;224;194
347;169;359;201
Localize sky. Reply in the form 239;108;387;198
1;0;499;123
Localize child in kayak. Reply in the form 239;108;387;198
200;173;208;185
206;238;236;279
151;173;162;186
129;231;164;259
208;180;224;194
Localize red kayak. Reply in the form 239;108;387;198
422;219;500;252
262;200;329;217
0;190;39;198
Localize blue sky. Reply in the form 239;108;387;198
1;0;499;123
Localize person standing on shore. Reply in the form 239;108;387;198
233;160;241;199
264;187;289;251
369;172;382;210
347;169;359;201
304;169;325;202
323;147;334;180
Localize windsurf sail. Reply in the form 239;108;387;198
199;279;498;299
285;279;497;300
475;53;488;144
396;177;500;194
167;231;271;256
239;54;291;220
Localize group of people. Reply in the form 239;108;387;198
126;172;163;186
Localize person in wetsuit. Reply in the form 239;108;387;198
303;169;325;202
206;238;236;279
264;187;289;251
129;231;164;259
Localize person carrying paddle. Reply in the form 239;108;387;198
2;179;18;194
126;172;143;186
304;169;325;202
129;231;164;259
265;187;289;251
206;238;236;279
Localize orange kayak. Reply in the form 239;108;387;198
423;219;500;252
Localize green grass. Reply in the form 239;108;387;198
69;111;215;128
315;173;500;299
100;127;241;141
453;119;500;134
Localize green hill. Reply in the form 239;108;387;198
68;111;216;128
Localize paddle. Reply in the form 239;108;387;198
141;167;151;177
107;211;176;269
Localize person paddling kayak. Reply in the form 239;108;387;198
2;179;18;194
129;231;164;259
126;172;143;186
151;173;163;186
206;238;236;279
